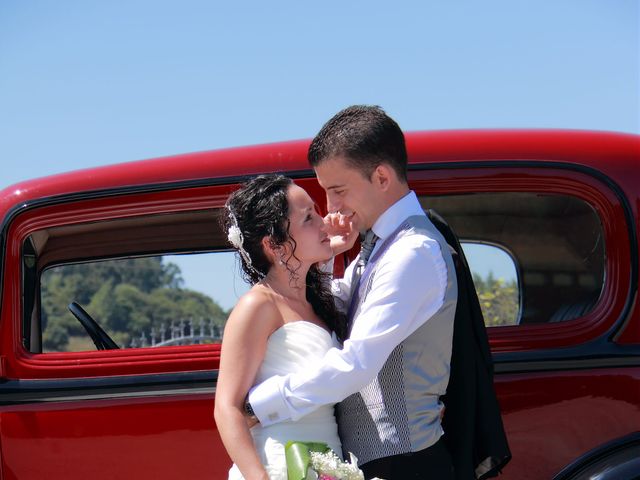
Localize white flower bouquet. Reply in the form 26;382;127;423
285;441;364;480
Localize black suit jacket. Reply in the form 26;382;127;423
428;210;512;479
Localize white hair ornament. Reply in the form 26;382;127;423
227;207;264;279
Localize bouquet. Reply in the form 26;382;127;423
285;441;364;480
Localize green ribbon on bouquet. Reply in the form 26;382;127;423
285;441;331;480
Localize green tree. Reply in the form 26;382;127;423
472;272;519;327
40;257;226;351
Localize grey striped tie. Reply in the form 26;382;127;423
350;229;379;297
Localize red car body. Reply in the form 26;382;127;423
0;130;638;479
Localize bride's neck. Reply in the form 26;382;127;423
263;267;308;302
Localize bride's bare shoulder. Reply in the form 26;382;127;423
225;285;281;333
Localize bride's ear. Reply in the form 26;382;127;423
261;236;282;265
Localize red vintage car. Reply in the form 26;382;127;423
0;130;638;479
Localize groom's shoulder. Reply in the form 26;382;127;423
392;222;446;253
382;230;448;270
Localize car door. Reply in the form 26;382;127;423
0;181;247;479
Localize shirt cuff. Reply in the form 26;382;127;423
319;257;334;275
247;375;291;426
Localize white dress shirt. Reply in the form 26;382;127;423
248;191;448;426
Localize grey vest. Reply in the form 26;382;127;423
335;215;457;465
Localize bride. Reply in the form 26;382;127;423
214;174;355;480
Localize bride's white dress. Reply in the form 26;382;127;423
228;321;342;480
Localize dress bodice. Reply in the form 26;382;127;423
255;321;337;382
228;321;342;480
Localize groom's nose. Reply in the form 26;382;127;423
326;193;340;213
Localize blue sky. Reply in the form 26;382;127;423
1;1;638;308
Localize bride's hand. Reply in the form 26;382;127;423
324;213;358;256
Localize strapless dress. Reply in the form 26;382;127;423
228;321;342;480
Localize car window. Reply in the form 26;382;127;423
462;243;520;327
420;192;604;328
39;252;243;352
23;207;248;354
26;189;607;353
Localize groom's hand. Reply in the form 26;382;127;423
324;213;358;256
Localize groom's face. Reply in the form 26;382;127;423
314;155;382;233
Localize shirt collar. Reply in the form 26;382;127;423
371;190;425;241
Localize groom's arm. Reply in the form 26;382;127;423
247;235;448;426
328;258;355;314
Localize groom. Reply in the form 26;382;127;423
247;105;457;479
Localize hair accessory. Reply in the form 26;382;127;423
227;206;264;279
227;223;243;250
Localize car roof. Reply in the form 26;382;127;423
1;129;638;218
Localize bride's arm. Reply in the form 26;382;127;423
214;292;280;480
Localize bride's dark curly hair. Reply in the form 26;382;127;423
222;174;347;341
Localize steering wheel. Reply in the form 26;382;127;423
68;302;120;350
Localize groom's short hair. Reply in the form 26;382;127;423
308;105;408;183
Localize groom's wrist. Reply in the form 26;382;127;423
244;399;259;426
244;399;255;417
248;376;292;426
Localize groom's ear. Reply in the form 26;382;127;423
372;164;392;192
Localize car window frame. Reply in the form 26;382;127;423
4;182;236;379
409;162;633;355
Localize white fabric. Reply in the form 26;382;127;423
249;191;448;426
228;321;342;480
